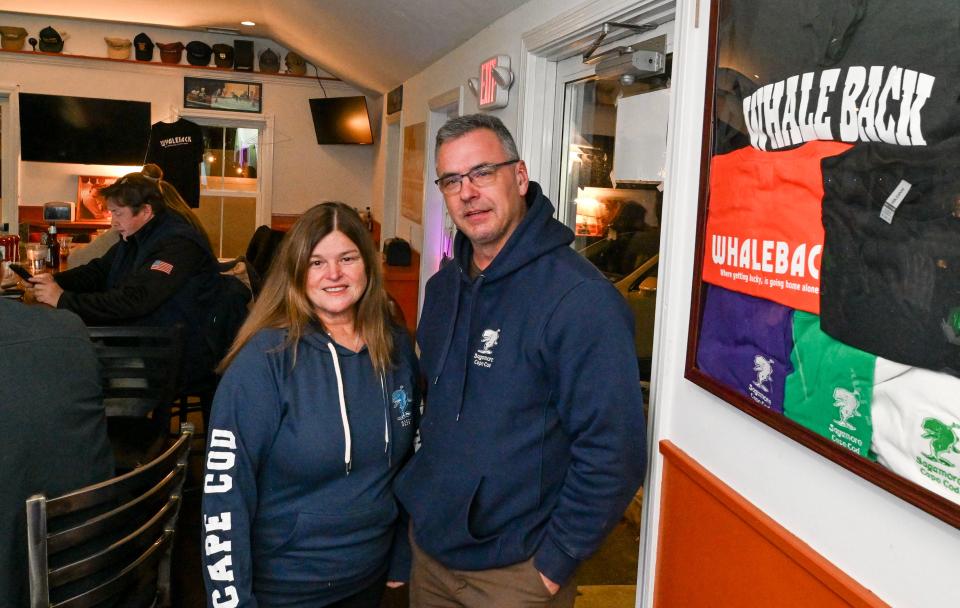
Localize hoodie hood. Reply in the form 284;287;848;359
453;181;574;283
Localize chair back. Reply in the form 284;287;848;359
244;224;285;281
86;325;183;419
26;423;193;608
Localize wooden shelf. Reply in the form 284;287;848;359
0;47;340;81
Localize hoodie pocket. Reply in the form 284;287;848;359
464;476;500;543
261;498;398;582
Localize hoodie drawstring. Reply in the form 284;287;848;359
432;271;464;388
327;342;352;474
381;373;391;466
327;341;392;474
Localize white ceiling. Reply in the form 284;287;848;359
0;0;532;94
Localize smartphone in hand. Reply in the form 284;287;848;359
8;263;33;281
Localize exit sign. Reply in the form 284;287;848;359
478;55;511;110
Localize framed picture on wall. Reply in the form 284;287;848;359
686;0;960;527
183;77;262;113
400;122;426;224
76;176;116;222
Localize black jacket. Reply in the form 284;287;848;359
55;212;224;386
0;300;114;606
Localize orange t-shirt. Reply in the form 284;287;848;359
702;141;852;313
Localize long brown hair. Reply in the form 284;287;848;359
218;202;394;373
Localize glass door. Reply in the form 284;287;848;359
556;33;672;383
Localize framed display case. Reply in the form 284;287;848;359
686;0;960;527
76;175;116;222
184;77;262;113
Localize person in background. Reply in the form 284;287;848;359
394;114;647;607
69;164;212;268
0;299;114;606
29;164;223;388
202;202;419;608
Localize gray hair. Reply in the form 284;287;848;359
435;113;519;161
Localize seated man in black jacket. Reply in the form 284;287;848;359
31;167;227;388
0;299;114;605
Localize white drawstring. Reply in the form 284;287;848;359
381;374;390;456
327;342;352;474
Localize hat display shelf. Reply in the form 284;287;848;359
0;25;335;81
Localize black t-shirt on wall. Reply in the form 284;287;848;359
819;140;960;376
145;118;204;207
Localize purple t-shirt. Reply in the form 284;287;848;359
697;285;795;412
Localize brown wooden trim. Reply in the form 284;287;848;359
681;0;960;530
270;214;300;232
0;47;340;81
684;0;719;377
657;440;889;608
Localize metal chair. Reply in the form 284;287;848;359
87;325;184;419
87;325;184;469
26;423;193;608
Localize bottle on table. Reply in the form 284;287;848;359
47;225;60;270
365;206;374;232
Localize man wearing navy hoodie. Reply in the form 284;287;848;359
394;114;646;606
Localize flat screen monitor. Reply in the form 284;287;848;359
308;96;373;145
19;93;151;164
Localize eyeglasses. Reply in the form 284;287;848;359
434;159;519;195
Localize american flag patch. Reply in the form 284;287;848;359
150;260;174;274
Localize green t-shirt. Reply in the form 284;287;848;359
784;312;877;459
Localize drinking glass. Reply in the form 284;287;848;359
58;235;73;262
25;243;46;274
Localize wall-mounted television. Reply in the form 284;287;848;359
19;93;151;165
308;96;373;145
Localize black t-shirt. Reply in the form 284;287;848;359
144;118;204;207
819;140;960;375
717;0;960;152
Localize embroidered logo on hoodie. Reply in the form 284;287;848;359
473;328;500;368
392;386;413;427
748;354;775;409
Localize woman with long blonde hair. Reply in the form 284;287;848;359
202;202;420;607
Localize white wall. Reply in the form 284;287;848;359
372;0;584;262
386;1;960;606
1;11;375;220
639;1;960;606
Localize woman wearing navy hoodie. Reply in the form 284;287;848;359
201;203;419;607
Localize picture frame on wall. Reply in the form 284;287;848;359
687;0;960;528
400;122;425;224
183;77;262;113
76;175;117;223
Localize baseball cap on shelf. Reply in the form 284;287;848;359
185;40;212;66
285;51;306;75
133;32;154;61
212;43;233;68
157;41;184;64
0;26;27;51
38;26;66;53
104;37;132;60
258;48;279;73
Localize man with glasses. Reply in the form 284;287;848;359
395;114;646;607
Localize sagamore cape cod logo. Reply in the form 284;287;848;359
746;354;775;409
915;417;960;497
473;329;500;368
